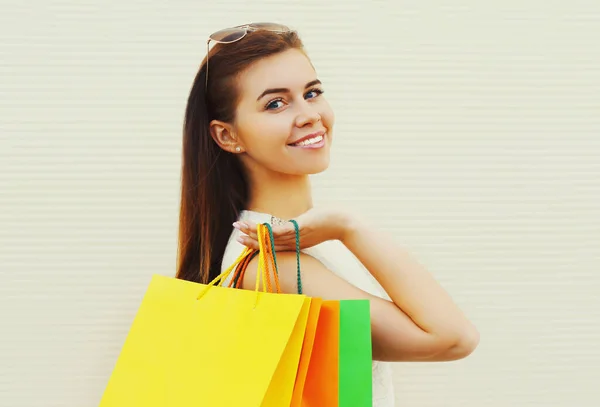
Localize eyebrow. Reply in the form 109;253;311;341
256;79;322;101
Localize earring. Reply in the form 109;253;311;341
235;146;241;152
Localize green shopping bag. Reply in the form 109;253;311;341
339;299;373;406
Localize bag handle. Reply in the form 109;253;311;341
229;249;258;289
229;223;281;293
229;221;303;295
196;224;273;297
288;219;302;295
256;223;282;293
196;247;254;299
196;224;287;308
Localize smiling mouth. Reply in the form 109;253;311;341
289;134;325;147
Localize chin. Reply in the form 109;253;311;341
298;145;332;175
279;158;330;176
270;147;331;175
302;159;330;175
311;160;331;174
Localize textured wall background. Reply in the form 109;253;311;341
2;1;599;406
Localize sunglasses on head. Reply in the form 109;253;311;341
205;22;291;88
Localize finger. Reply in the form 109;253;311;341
236;234;259;250
233;221;259;240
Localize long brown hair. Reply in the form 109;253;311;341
176;28;305;284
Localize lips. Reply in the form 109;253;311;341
288;130;326;146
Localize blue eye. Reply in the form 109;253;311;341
305;88;324;99
266;99;284;110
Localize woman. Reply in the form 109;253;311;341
176;23;479;406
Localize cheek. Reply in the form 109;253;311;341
320;103;335;130
238;114;290;151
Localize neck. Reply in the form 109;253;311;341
245;169;313;220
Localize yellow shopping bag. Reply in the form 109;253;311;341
228;224;327;407
99;225;312;407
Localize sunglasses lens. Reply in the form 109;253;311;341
249;22;290;32
209;28;246;43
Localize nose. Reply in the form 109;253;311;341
294;99;322;128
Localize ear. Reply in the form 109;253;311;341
209;120;245;154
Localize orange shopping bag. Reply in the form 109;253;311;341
301;300;341;407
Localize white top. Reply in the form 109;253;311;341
221;210;395;407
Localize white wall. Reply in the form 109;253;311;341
1;1;599;406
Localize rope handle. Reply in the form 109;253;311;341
260;223;281;293
197;223;278;301
240;220;302;294
232;221;301;294
229;249;258;288
202;219;302;298
196;246;254;300
288;219;302;295
256;223;279;293
227;223;282;292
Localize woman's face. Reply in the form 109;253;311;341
227;48;335;176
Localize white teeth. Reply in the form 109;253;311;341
293;134;324;146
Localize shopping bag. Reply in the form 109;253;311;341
233;223;316;406
227;226;322;407
289;297;322;406
99;226;312;407
339;299;373;407
301;300;341;407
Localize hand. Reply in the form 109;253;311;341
233;207;353;251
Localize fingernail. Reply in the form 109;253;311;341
233;222;241;229
236;236;244;243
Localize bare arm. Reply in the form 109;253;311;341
340;215;480;361
241;216;479;362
